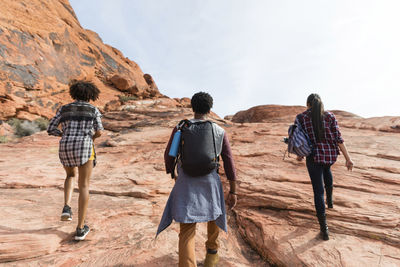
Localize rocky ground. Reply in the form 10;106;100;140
1;102;399;266
0;1;399;266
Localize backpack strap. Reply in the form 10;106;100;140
208;121;218;159
177;119;190;130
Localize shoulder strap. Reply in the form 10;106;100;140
207;121;219;164
177;119;190;130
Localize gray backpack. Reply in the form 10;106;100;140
178;120;219;177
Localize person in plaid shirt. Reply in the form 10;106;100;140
296;93;353;240
47;81;103;241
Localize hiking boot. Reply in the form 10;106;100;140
75;225;90;241
317;214;329;241
204;251;219;267
326;186;333;208
61;205;72;221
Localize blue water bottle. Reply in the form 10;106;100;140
168;130;181;157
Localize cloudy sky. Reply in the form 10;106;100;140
70;0;400;118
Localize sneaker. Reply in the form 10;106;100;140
75;225;90;241
61;205;72;221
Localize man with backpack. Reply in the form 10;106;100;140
156;92;237;267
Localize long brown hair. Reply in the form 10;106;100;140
307;93;325;142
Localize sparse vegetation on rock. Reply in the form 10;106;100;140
6;117;49;137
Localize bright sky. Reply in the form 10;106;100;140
70;0;400;118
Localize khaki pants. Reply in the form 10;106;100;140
179;221;219;267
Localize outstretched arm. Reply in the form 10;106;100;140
338;142;354;171
331;114;353;171
221;132;237;210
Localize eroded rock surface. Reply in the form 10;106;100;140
1;105;399;266
231;105;306;123
0;0;161;121
0;0;399;265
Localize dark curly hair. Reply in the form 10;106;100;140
191;92;213;114
69;80;100;102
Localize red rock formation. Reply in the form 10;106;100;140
231;105;400;133
173;97;192;108
231;105;306;123
0;103;264;266
0;121;13;138
108;74;132;91
1;104;400;266
0;0;161;121
1;1;400;266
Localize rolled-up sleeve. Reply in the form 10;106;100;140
93;108;104;131
221;132;237;181
47;108;63;137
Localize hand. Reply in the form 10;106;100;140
296;156;304;162
346;159;354;171
226;193;237;210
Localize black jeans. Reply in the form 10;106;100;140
306;156;333;216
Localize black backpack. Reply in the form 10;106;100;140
175;119;219;177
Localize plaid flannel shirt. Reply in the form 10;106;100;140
47;101;103;167
296;109;344;164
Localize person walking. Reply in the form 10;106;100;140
47;80;103;241
295;93;353;240
156;92;237;267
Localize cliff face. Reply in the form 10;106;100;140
0;0;161;121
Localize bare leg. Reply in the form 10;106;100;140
77;160;93;229
63;166;76;206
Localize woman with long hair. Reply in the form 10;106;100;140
47;80;103;241
296;93;353;240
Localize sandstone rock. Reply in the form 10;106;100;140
143;73;158;90
0;127;266;266
0;100;17;118
232;105;306;123
109;74;132;91
173;97;192;108
329;110;361;118
121;104;137;112
102;139;118;147
4;94;26;107
1;104;400;266
128;84;139;95
104;99;122;112
0;121;13;137
180;97;191;107
0;0;161;120
1;1;399;266
224;107;400;266
0;233;61;263
224;115;233;121
338;115;400;133
16;111;41;121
